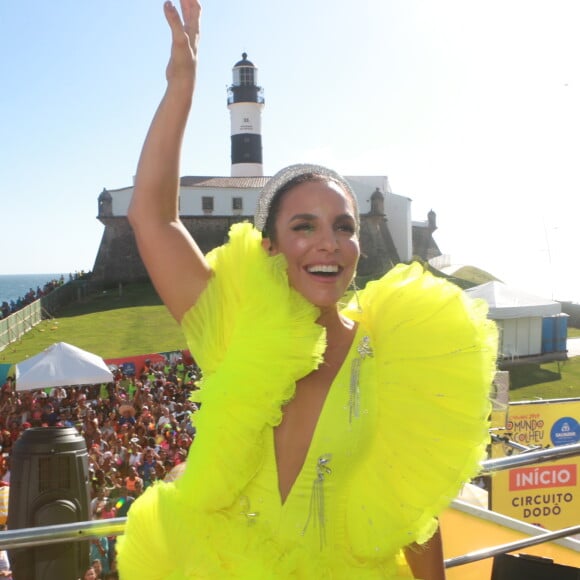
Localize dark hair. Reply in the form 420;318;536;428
262;173;358;243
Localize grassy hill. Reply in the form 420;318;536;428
2;281;579;402
0;283;184;364
450;265;501;286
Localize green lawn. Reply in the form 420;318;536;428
508;358;580;401
2;282;580;403
0;283;185;364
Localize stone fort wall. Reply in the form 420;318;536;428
92;213;412;286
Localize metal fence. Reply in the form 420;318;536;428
0;302;42;352
0;280;103;353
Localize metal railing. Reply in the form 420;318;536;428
446;524;580;568
0;301;42;352
444;442;580;569
489;431;541;453
0;443;578;569
0;518;126;551
481;442;580;473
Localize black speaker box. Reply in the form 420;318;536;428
491;552;580;579
7;427;91;580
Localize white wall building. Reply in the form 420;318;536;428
104;174;413;264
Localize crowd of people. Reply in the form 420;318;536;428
0;356;201;579
0;277;66;319
0;271;92;320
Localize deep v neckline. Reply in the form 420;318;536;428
273;323;361;507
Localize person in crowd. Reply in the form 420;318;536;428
0;526;12;579
40;402;60;426
89;530;109;576
91;558;104;579
123;466;143;498
100;418;116;440
116;1;497;578
137;447;157;489
117;406;136;430
100;497;118;567
90;488;108;519
0;275;75;320
155;406;172;431
0;457;10;485
81;566;97;580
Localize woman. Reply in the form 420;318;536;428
117;2;497;578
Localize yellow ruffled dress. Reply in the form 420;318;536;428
117;223;497;579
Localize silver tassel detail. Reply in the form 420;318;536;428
349;335;373;423
302;454;333;549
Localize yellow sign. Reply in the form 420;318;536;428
490;399;580;530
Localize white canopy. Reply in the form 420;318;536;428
465;281;561;320
15;342;113;391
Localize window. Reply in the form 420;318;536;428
233;67;255;87
232;197;243;211
202;196;214;214
239;67;255;86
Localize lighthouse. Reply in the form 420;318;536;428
227;53;265;177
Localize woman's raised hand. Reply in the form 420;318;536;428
163;0;201;87
128;0;211;323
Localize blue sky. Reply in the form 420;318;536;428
2;1;579;302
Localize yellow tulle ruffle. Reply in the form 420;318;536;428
342;263;497;558
176;223;326;511
118;223;497;579
118;479;414;579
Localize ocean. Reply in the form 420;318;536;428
0;274;66;305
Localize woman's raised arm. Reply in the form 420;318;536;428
128;0;211;322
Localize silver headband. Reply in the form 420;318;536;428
254;163;359;232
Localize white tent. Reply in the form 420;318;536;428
465;281;561;319
465;282;562;358
15;342;113;391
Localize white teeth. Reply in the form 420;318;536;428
307;264;339;273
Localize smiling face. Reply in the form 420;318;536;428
263;178;360;311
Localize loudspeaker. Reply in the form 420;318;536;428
491;553;580;579
7;427;91;580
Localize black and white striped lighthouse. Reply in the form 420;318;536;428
227;53;265;177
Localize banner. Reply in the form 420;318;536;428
1;351;195;385
490;398;580;530
104;350;193;378
0;364;14;386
